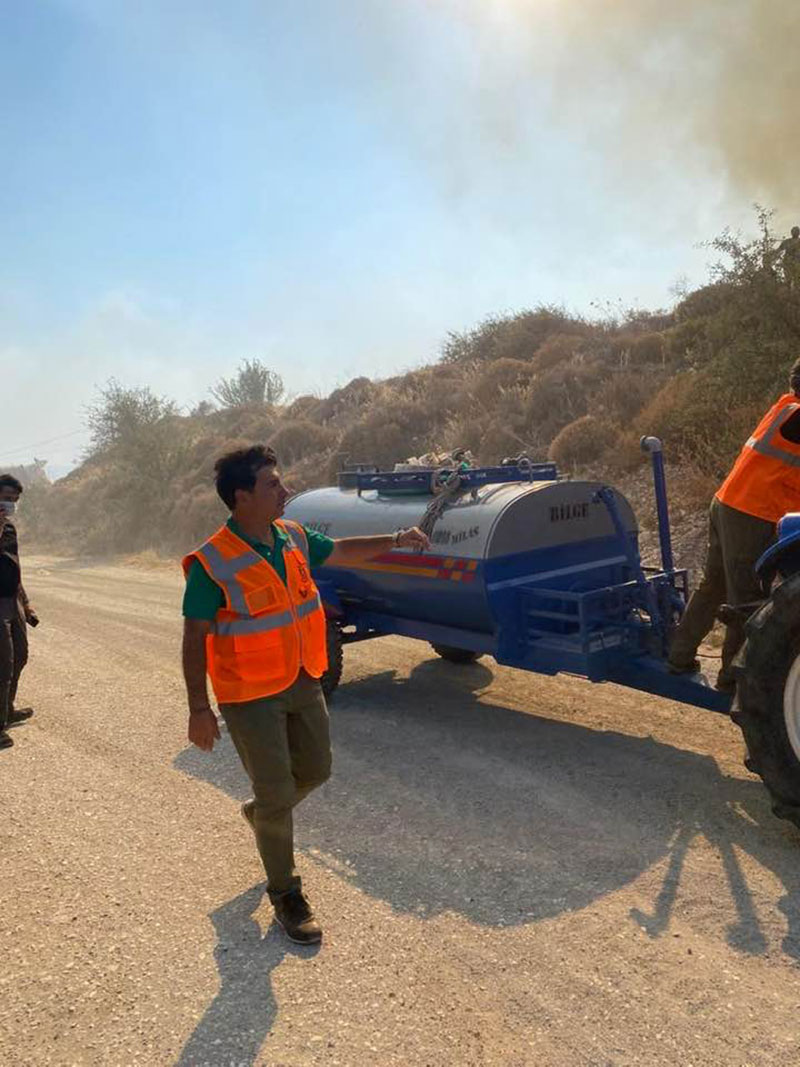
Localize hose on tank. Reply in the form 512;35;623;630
419;469;465;538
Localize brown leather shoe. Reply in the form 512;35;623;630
273;890;322;945
0;730;13;749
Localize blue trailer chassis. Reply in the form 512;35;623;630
316;439;733;716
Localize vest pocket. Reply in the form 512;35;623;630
231;629;293;683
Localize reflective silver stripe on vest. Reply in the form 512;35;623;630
296;593;323;619
282;520;310;565
749;403;800;468
197;542;264;616
213;611;294;636
211;594;322;635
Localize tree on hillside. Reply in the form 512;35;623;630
210;359;284;409
85;380;178;454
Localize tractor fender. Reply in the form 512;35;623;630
756;513;800;584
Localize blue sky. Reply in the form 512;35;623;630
0;1;773;473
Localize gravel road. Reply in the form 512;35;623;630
2;557;800;1067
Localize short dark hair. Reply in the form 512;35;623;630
0;474;23;495
791;358;800;397
214;445;277;509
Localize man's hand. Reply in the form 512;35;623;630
188;706;221;751
24;606;39;627
395;526;430;552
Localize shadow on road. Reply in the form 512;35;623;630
174;655;800;956
174;885;319;1067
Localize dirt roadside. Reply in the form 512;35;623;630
2;557;799;1067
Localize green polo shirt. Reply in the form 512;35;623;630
182;518;335;621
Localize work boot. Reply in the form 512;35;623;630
0;682;12;748
667;657;701;676
8;706;33;725
272;889;322;945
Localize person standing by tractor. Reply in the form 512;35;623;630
181;445;428;944
667;360;800;692
0;474;38;749
778;226;800;289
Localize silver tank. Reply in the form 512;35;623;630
284;477;638;634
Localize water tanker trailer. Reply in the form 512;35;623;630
284;439;800;828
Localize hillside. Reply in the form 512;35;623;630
17;214;800;562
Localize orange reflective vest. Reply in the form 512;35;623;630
716;393;800;523
182;519;328;703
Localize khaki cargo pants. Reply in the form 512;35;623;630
220;672;331;899
668;497;775;688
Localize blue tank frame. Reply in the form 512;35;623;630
313;442;733;716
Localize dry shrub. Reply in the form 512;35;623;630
171;486;227;548
548;416;617;469
337;398;436;469
401;366;467;414
284;395;322;421
629;333;665;365
604;429;647;471
524;365;593;441
477;419;529;464
439;410;491;457
284;451;336;494
675;282;734;321
633;371;765;476
531;333;588;373
472;358;533;407
440;307;591;366
215;408;277;441
676;465;720;511
594;370;653;424
317;377;375;424
633;373;696;445
268;420;333;466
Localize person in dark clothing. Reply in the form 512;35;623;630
778;226;800;288
0;474;38;749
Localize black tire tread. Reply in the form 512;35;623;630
321;619;344;699
734;572;800;828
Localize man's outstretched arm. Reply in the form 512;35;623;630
325;526;429;567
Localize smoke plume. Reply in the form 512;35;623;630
498;0;800;204
394;0;798;215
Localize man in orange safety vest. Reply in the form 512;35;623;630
668;359;800;692
182;444;428;944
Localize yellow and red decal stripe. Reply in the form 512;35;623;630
344;551;480;583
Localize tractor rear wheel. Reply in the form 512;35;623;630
733;573;800;827
431;644;482;665
321;619;344;699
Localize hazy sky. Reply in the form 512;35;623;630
2;1;793;474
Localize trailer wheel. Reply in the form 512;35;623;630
321;619;344;699
733;573;800;828
431;644;482;665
